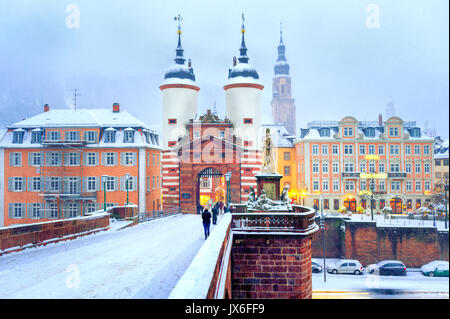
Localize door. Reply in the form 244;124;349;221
390;198;403;214
340;263;349;273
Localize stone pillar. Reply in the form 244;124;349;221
231;234;313;299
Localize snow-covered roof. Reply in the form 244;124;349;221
434;138;449;159
8;108;149;129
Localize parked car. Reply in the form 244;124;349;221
366;260;407;276
326;259;364;275
312;260;323;273
421;261;449;277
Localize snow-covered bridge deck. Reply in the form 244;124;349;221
0;214;212;298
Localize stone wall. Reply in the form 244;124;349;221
0;213;110;256
231;235;313;299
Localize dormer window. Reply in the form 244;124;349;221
104;128;116;143
409;128;421;138
343;127;353;137
194;131;200;138
31;131;42;144
319;128;330;137
389;127;399;137
12;130;25;144
365;128;375;138
123;129;135;143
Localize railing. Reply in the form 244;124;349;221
231;205;318;235
138;207;181;223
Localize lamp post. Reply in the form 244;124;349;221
320;192;326;283
445;182;449;230
101;175;109;212
125;173;130;206
225;172;232;212
369;177;375;221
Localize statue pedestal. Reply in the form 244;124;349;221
255;172;283;201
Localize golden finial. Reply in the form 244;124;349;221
174;14;183;35
241;13;245;34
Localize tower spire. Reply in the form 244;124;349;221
174;14;185;65
280;22;283;44
238;13;249;64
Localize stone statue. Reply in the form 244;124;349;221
280;185;292;211
254;190;278;210
247;186;256;208
261;128;276;174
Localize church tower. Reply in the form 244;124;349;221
271;25;296;135
224;14;264;150
160;16;200;149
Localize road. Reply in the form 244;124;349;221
312;259;449;299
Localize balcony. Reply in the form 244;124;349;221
230;205;318;236
341;172;361;178
388;172;407;178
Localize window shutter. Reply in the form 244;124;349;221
133;152;137;166
77;177;82;193
95;177;100;191
120;177;125;191
100;179;104;192
9;153;14;166
82;177;87;192
95;152;99;166
94;132;98;143
114;177;119;191
133;177;138;191
28;152;32;166
27;203;32;218
101;153;107;166
27;177;32;191
83;152;88;166
113;152;118;166
8;203;13;218
64;152;69;166
120;152;125;166
57;152;62;166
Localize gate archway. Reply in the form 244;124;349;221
196;167;225;213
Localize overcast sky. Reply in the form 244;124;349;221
0;0;448;138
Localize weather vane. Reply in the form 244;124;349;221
174;14;183;34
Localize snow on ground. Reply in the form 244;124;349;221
0;214;220;299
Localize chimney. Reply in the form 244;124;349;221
113;103;120;113
44;104;50;112
378;113;383;126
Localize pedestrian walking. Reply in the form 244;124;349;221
219;201;224;214
202;208;212;239
212;204;218;225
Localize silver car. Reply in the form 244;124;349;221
326;259;364;275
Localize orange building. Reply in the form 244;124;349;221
295;116;434;213
0;103;161;227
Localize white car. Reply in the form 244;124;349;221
326;259;364;275
421;260;449;277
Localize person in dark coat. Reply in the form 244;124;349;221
212;204;218;225
202;209;212;239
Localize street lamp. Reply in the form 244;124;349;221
225;172;232;211
369;176;375;221
125;173;130;206
101;175;109;212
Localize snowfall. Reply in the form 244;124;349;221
0;213;448;299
